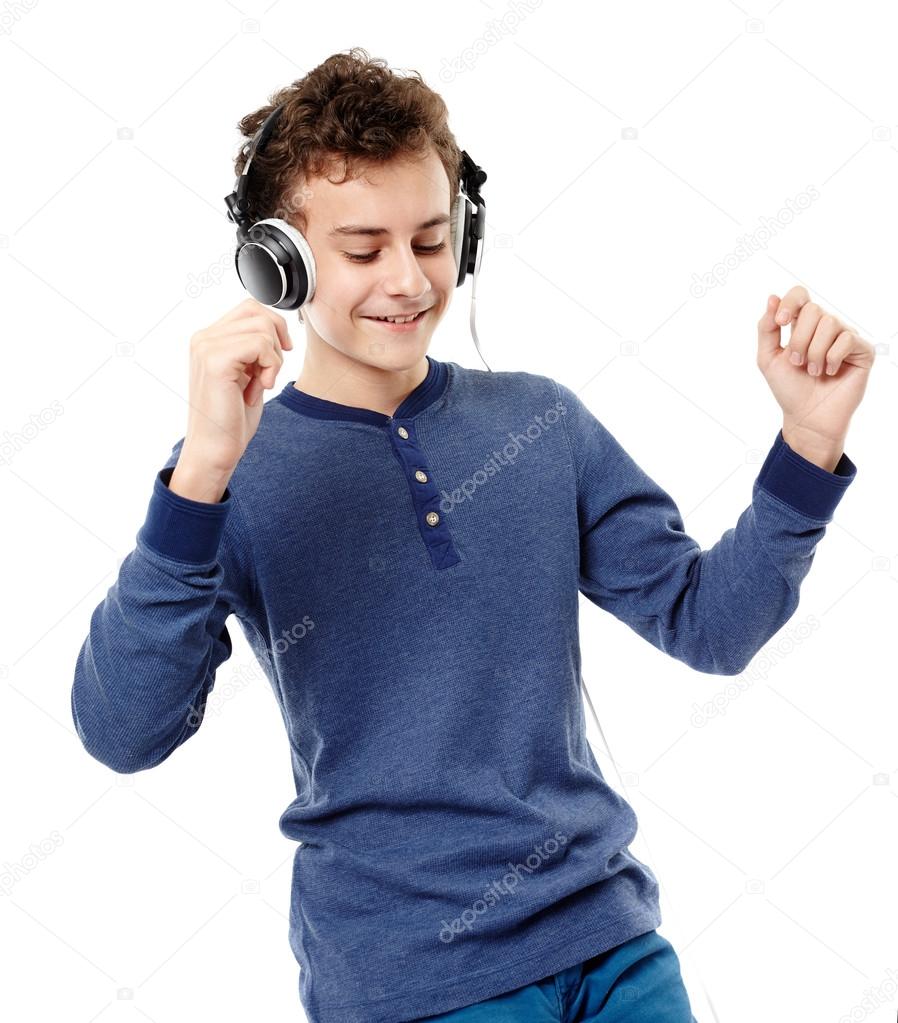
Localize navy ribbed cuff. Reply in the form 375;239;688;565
137;466;232;563
756;429;857;520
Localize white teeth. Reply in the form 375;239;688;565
372;311;423;323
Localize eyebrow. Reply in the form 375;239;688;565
327;213;451;238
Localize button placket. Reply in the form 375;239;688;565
388;418;460;570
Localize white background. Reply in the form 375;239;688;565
1;1;896;1021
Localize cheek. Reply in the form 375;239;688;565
316;262;369;313
436;252;458;291
314;253;457;311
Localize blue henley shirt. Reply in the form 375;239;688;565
71;354;857;1022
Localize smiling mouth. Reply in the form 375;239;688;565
362;309;430;324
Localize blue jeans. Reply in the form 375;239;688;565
413;930;697;1022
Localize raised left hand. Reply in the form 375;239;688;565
757;285;874;449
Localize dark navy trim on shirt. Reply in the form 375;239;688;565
275;354;449;425
275;356;459;569
757;429;857;521
139;465;232;564
385;415;461;570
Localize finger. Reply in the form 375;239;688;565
259;306;293;351
244;370;265;407
823;330;857;376
217;316;288;366
251;334;284;389
784;301;823;364
220;299;294;350
757;294;784;366
228;331;284;389
805;315;843;376
218;297;266;326
218;327;285;389
775;285;811;327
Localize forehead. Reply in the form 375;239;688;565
305;148;452;234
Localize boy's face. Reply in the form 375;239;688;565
298;147;457;371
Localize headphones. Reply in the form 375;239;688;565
223;102;488;316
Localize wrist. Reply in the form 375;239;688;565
781;422;845;473
168;456;233;504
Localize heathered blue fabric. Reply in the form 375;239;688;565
71;355;857;1023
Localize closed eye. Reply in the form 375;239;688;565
342;242;447;264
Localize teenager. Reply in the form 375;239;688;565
71;48;871;1023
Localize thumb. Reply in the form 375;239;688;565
757;294;783;365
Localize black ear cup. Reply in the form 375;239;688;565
232;217;317;311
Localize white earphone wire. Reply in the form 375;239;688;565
580;674;720;1022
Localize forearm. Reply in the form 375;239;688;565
71;464;237;773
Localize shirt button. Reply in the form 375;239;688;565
425;511;440;526
397;426;409;439
415;470;428;483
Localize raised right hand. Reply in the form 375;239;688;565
179;298;294;479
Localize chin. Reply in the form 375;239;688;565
363;344;432;373
314;334;426;374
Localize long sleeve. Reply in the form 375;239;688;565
555;381;858;676
71;440;257;773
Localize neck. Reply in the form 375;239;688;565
294;332;430;417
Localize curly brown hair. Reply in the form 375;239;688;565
232;47;462;236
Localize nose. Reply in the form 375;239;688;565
383;243;432;298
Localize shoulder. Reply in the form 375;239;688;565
445;360;566;409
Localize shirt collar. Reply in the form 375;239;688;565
275;354;449;425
